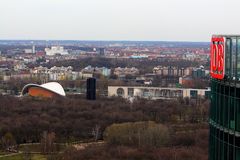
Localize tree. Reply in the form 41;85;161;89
1;132;16;151
104;121;170;147
40;131;56;154
22;145;32;160
92;125;101;141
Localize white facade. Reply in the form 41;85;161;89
45;46;69;56
32;45;35;54
24;49;33;54
21;82;66;97
108;86;210;99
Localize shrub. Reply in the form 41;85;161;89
104;121;169;147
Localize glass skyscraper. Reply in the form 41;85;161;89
210;35;240;160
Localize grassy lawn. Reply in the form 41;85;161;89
18;143;66;153
0;154;47;160
0;150;11;155
31;154;47;160
0;143;67;160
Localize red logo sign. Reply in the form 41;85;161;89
210;37;225;79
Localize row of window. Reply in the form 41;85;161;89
210;80;240;131
209;125;240;160
117;88;206;98
224;37;240;79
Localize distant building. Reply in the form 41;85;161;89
82;65;111;77
179;76;194;87
114;67;139;76
45;46;69;56
36;51;46;57
32;45;35;54
86;78;96;100
153;66;192;77
14;63;27;71
23;57;37;63
192;66;206;78
3;71;31;81
24;45;35;54
99;48;105;56
24;49;32;54
144;80;152;85
130;54;148;59
31;66;79;81
80;72;93;79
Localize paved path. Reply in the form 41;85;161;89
73;141;105;150
0;141;104;157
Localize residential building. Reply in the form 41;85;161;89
153;66;192;77
114;67;139;76
81;65;111;77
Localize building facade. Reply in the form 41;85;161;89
108;86;210;99
153;66;193;77
209;35;240;160
45;46;69;56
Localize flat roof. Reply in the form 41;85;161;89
212;35;240;37
108;86;210;91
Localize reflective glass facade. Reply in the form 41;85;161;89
210;36;240;160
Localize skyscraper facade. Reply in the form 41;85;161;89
210;35;240;160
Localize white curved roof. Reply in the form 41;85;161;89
21;82;66;96
40;82;66;96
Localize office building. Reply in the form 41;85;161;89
209;35;240;160
86;78;96;100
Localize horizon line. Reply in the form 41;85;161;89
0;39;210;43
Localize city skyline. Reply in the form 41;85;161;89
0;0;239;42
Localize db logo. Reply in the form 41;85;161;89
210;37;225;79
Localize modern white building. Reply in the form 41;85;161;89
24;49;33;54
45;46;69;56
24;45;35;54
108;86;210;99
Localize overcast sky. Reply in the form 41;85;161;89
0;0;239;41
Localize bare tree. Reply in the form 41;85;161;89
92;125;101;141
1;132;16;151
40;131;56;154
22;145;32;160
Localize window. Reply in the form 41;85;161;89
143;89;150;97
225;38;231;77
117;88;125;97
224;85;229;128
190;90;197;98
232;38;237;78
237;38;240;79
128;88;134;97
236;88;240;132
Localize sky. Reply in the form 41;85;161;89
0;0;239;42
